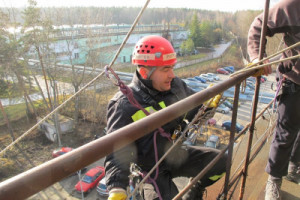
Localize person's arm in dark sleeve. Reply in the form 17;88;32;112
104;99;138;191
247;0;294;61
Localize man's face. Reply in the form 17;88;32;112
148;65;175;92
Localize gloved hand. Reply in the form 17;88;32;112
278;60;294;74
204;84;222;108
108;188;127;200
281;58;300;85
249;58;272;77
198;84;222;125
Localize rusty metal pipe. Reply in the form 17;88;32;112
223;83;241;198
228;122;276;193
0;70;252;199
238;0;270;198
219;99;274;197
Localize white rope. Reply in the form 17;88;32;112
231;41;300;77
232;54;300;77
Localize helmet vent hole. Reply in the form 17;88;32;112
137;50;140;53
142;50;144;53
151;46;154;49
145;45;148;48
147;50;150;53
140;45;143;48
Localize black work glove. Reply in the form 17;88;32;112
278;60;293;74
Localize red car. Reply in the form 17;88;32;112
52;147;73;158
216;68;229;75
75;166;105;194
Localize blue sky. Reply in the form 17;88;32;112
2;0;280;12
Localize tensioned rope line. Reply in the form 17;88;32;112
231;41;300;77
244;41;300;69
0;0;151;157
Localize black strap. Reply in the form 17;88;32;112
130;85;163;111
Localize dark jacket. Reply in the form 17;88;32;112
247;0;300;85
104;71;200;191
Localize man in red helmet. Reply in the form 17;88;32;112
105;35;227;200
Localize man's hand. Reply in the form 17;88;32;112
108;188;127;200
204;84;222;108
250;58;272;77
197;84;222;125
281;58;300;85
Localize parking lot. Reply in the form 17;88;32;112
192;70;276;126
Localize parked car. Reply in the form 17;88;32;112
246;84;255;90
75;166;105;194
52;147;73;158
194;76;207;83
224;66;235;73
216;104;230;114
226;98;241;107
52;147;87;175
205;134;220;149
222;100;233;110
261;76;267;81
200;74;214;82
246;81;255;90
97;177;109;197
221;120;244;133
206;73;220;81
247;77;256;83
207;118;217;126
186;77;199;82
183;132;197;146
247;77;265;83
216;68;229;75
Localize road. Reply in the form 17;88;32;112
175;41;232;69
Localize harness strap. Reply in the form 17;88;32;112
273;77;284;111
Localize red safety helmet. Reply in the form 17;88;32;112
132;35;177;67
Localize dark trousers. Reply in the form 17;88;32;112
144;145;227;200
266;89;300;178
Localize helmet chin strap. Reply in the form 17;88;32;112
147;67;156;79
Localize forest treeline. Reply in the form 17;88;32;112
1;6;266;57
3;6;259;28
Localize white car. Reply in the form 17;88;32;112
206;73;220;81
216;104;230;114
199;74;214;82
205;134;220;149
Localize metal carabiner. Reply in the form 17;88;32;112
104;65;121;86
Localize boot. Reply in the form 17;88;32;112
284;163;300;184
182;180;206;200
265;175;282;200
